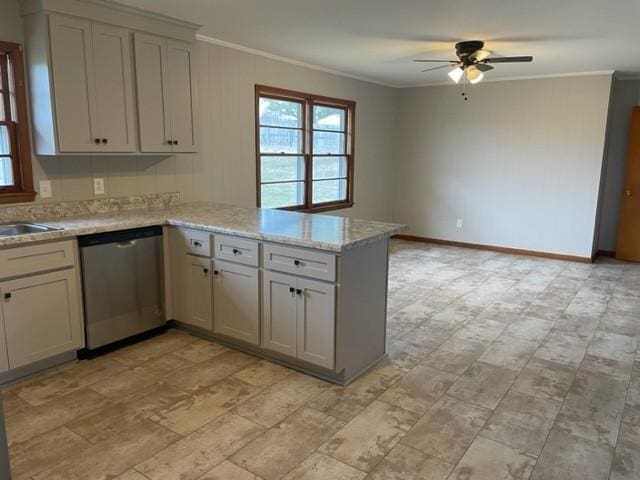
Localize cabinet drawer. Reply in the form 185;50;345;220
176;228;211;257
0;240;76;279
214;235;259;267
263;244;336;282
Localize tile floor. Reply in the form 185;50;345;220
2;239;639;480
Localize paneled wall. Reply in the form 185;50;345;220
393;75;613;258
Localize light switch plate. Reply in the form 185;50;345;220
456;218;463;228
39;180;52;198
93;177;105;195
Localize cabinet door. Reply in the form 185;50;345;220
213;260;259;345
296;278;335;369
1;270;83;369
0;294;8;372
92;24;136;152
166;40;197;152
134;33;172;153
184;254;213;330
48;15;98;152
262;271;297;357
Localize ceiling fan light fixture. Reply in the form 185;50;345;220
448;66;464;83
466;66;484;84
473;49;491;61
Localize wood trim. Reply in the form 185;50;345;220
393;234;593;264
0;42;35;204
255;84;355;213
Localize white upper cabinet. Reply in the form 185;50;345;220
134;33;197;153
21;0;199;155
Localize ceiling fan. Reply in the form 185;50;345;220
414;40;533;85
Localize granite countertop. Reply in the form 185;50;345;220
0;202;407;252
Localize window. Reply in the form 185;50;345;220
256;85;355;212
0;41;35;204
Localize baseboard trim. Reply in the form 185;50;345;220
393;234;593;264
596;250;616;258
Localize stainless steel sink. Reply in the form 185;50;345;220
0;223;63;237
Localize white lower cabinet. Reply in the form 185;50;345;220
262;271;335;369
184;254;213;330
0;269;83;369
212;260;259;345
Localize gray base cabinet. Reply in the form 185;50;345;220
213;260;260;345
184;254;213;331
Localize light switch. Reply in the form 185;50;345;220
93;177;105;195
456;218;463;229
39;180;52;198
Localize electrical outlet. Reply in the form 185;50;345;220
456;218;463;229
39;180;52;198
93;177;105;195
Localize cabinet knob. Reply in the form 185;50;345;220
193;241;202;247
167;140;173;145
3;292;11;300
101;138;108;144
289;287;295;293
173;140;179;145
94;138;100;144
213;270;220;276
625;189;632;197
203;268;209;275
232;248;241;255
293;259;301;266
296;288;303;295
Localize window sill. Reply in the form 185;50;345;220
297;202;354;214
0;191;37;204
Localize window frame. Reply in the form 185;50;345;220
0;41;35;204
255;85;355;213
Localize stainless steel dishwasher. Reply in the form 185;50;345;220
79;226;165;351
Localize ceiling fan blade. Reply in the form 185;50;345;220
421;64;455;73
484;56;533;63
474;63;494;72
413;59;458;63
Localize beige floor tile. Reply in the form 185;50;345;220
367;444;453;480
114;470;150;480
420;346;482;375
66;382;190;443
233;360;293;387
200;461;263;480
478;334;539;372
165;350;257;391
447;361;518;409
554;370;627;447
9;357;127;406
378;364;458;415
32;420;180;480
230;408;344;480
450;436;536;480
233;372;327;428
9;426;91;480
400;396;491;464
139;352;195;374
480;390;562;455
502;316;554;343
151;377;261;435
512;357;576;402
89;365;162;399
5;388;113;446
318;400;420;472
308;371;396;421
610;421;640;480
531;429;612;480
136;413;265;480
534;330;590;368
112;329;196;366
172;338;230;363
282;452;365;480
1;391;33;417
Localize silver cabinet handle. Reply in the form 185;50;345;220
116;240;137;248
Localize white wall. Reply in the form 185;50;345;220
597;78;640;251
393;75;613;258
1;0;398;222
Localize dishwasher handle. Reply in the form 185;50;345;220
116;240;138;249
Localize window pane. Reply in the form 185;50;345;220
313;105;346;131
313;156;347;180
260;126;302;154
0;157;14;187
261;156;305;183
261;182;305;209
259;97;302;128
0;125;10;155
313;131;345;155
313;179;347;204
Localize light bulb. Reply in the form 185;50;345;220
448;67;464;83
466;66;484;84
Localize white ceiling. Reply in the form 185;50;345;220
118;0;640;87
